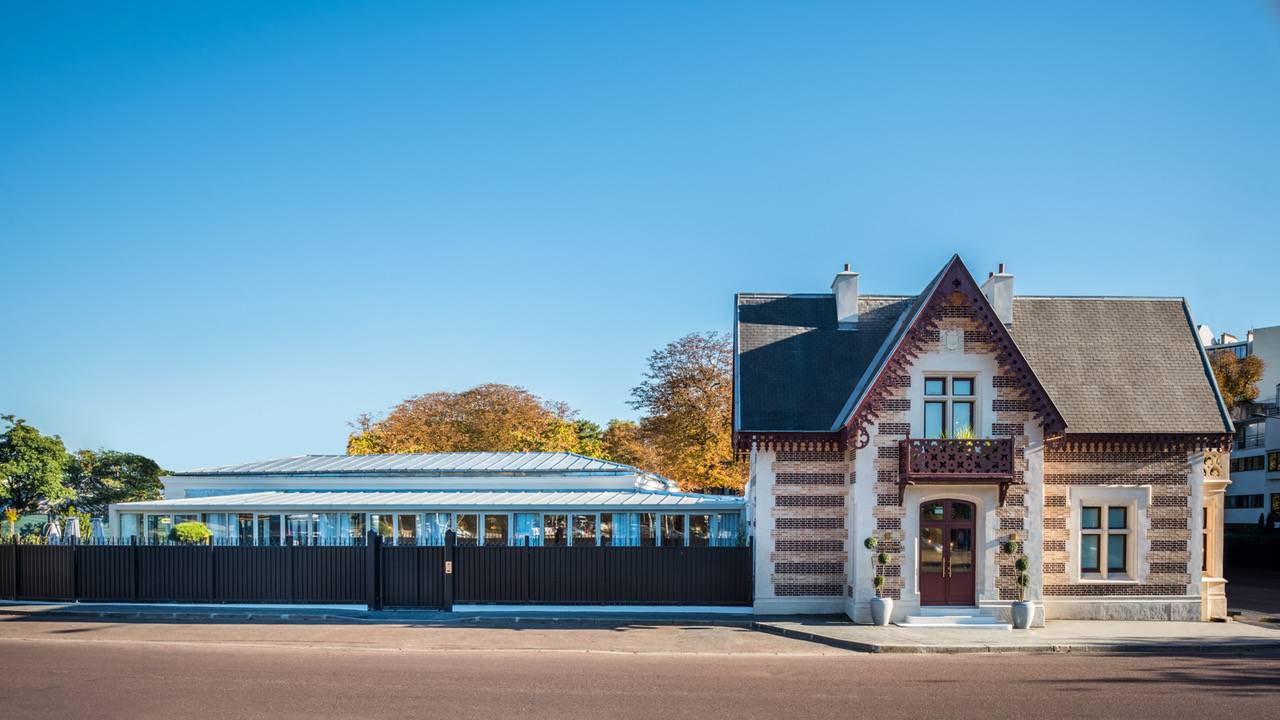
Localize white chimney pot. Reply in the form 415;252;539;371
832;264;860;327
980;263;1014;326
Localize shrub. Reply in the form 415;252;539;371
1014;556;1029;572
169;521;212;545
1001;539;1017;555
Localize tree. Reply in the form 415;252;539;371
348;383;598;456
600;419;660;470
629;332;743;493
0;415;72;515
1209;350;1265;410
65;449;165;516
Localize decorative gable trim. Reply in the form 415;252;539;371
838;256;1067;449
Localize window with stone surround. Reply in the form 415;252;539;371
1069;486;1149;584
923;375;977;438
1080;505;1130;578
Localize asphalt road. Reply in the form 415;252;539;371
1;618;1277;720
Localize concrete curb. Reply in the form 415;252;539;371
0;603;756;628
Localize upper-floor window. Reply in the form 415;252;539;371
1225;494;1264;509
923;376;976;438
1235;423;1265;450
1269;451;1280;473
1230;455;1265;473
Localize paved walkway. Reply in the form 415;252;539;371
4;601;1278;654
754;616;1280;653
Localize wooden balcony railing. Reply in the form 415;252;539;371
898;437;1017;503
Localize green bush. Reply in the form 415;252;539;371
1014;556;1029;572
877;552;890;565
1001;539;1018;555
169;521;212;545
863;536;877;550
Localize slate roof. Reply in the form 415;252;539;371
1009;297;1229;434
735;277;1231;436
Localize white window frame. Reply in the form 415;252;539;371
922;374;979;439
1067;486;1150;584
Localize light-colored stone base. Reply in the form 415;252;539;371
754;597;845;615
1042;596;1202;621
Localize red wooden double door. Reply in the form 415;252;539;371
918;499;976;606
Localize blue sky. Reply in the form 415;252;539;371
3;1;1278;470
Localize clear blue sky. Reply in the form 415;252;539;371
3;1;1278;470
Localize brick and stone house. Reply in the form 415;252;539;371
736;256;1233;624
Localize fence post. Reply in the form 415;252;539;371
286;540;295;604
71;535;80;602
207;539;215;603
11;535;18;600
523;535;531;604
442;529;455;612
130;536;138;602
365;530;382;611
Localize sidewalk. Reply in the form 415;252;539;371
754;616;1280;654
4;601;1278;654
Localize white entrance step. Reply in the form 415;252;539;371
895;606;1011;630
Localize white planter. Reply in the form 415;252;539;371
1011;601;1034;629
869;596;893;626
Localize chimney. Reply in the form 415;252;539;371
980;262;1014;326
832;263;860;328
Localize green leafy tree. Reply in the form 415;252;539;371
1209;350;1265;410
65;449;165;516
629;332;743;493
0;415;72;515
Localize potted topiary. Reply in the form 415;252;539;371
865;536;892;625
1004;536;1034;629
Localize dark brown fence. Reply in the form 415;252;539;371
0;535;752;609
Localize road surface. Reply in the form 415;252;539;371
1;617;1276;719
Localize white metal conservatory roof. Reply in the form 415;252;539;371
115;489;745;513
175;452;646;476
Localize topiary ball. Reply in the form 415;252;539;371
878;552;890;565
1016;572;1030;588
864;536;878;550
873;575;885;588
1002;540;1017;555
1014;557;1029;572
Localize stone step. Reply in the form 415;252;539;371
917;606;984;617
897;614;1011;630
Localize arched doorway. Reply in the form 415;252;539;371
919;499;976;606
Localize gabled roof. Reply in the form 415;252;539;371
734;256;1233;438
176;452;646;477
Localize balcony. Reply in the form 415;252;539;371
898;437;1016;504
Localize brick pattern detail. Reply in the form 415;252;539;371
767;449;853;598
1042;445;1192;597
776;472;845;485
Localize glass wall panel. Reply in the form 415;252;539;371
603;513;634;547
397;514;417;546
484;514;509;546
146;515;172;544
639;513;656;547
173;514;199;526
543;514;568;546
572;514;597;546
689;514;711;547
316;513;340;544
287;514;312;545
340;513;366;543
455;514;479;545
513;513;541;546
119;513;141;541
257;514;282;546
204;513;230;543
661;515;685;546
369;514;394;540
235;513;254;545
422;513;451;545
715;513;740;546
